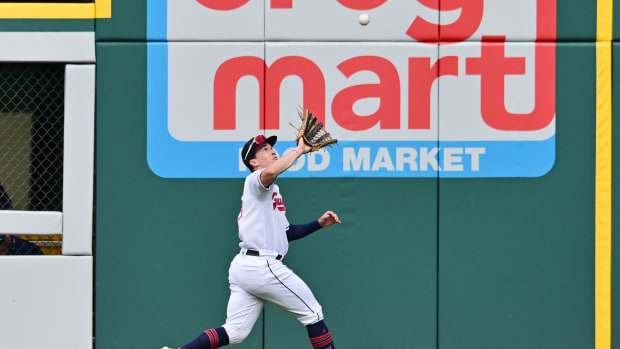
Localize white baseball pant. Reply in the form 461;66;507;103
222;251;324;344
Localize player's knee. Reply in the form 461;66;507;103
223;324;252;344
298;305;324;326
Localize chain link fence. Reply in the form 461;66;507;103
0;64;65;255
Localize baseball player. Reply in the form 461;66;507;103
163;134;340;349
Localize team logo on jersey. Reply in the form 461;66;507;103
272;192;286;211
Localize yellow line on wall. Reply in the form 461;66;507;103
96;0;112;18
598;0;614;42
596;41;612;349
596;0;613;347
0;0;111;19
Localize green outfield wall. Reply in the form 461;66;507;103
92;1;612;349
94;42;599;349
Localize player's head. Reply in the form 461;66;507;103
241;134;277;172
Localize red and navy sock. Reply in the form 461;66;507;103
306;320;335;349
181;327;229;349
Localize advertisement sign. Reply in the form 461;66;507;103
146;0;556;178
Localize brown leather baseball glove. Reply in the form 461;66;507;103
291;108;337;152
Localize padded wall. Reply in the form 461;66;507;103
94;1;609;349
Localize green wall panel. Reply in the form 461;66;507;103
615;0;620;40
263;178;438;349
438;43;595;349
94;43;438;348
0;19;92;32
94;43;262;349
93;2;605;349
556;0;596;41
96;0;146;41
95;42;438;348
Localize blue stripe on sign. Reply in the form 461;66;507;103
438;139;555;178
147;42;171;177
147;0;167;41
273;141;439;178
270;138;554;178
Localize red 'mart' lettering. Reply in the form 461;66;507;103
270;0;292;8
465;1;555;131
213;56;264;130
466;38;554;131
406;0;439;42
408;56;458;129
265;57;326;129
214;56;325;130
536;0;556;41
407;0;483;43
336;0;387;10
196;0;250;11
332;56;400;131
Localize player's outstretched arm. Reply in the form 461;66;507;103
261;138;311;186
286;211;341;241
318;211;341;227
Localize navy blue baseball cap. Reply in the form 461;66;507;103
241;134;277;171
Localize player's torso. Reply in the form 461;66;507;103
238;175;289;255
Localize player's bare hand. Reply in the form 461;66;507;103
297;137;312;154
318;211;341;228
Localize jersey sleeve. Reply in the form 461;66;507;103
286;220;322;241
246;169;271;200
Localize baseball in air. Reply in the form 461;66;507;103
358;13;370;26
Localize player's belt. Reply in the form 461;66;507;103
246;249;283;260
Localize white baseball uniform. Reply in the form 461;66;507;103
223;169;323;344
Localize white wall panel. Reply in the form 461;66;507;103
0;211;62;234
265;42;438;141
265;0;438;41
166;0;264;41
438;42;555;141
438;42;556;177
439;0;552;42
0;256;92;349
0;32;95;62
63;65;95;255
167;42;265;141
